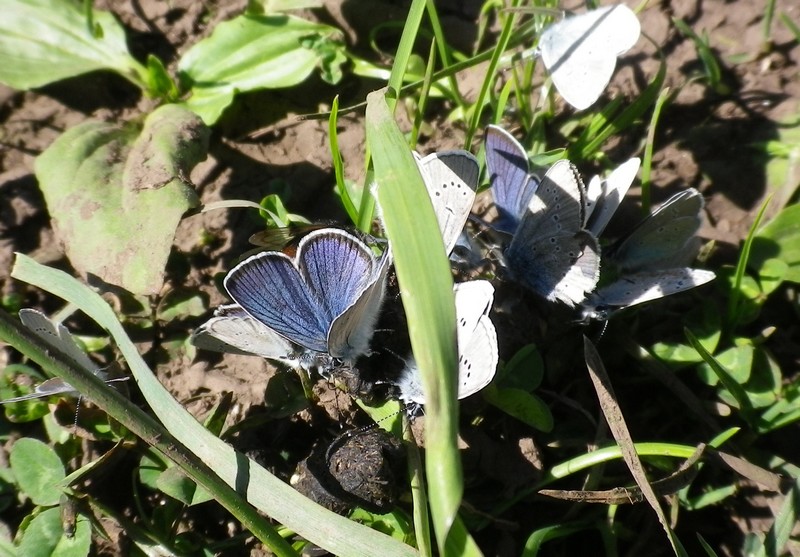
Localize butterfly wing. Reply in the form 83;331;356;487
327;246;391;362
507;160;600;306
415;150;479;255
224;244;332;354
453;281;498;399
191;304;304;364
396;280;498;405
0;378;78;404
6;309;126;404
19;309;97;371
485;126;540;234
585;157;641;236
540;5;641;110
608;188;704;273
582;268;716;320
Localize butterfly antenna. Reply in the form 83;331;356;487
72;395;82;431
597;319;609;340
324;419;386;463
379;346;406;365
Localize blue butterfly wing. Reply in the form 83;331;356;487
485;126;540;234
298;229;376;321
328;248;391;361
507;160;598;306
224;251;330;353
607;189;703;273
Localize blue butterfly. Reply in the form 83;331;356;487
485;125;600;307
223;228;391;368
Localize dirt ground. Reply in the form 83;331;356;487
1;0;798;555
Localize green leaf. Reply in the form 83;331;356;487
156;290;207;322
651;301;722;364
178;14;344;124
34;104;209;295
9;438;65;507
0;0;146;90
697;341;754;386
501;344;544;391
743;347;782;409
348;508;414;542
483;386;554;432
758;258;788;296
145;54;179;101
138;448;169;490
751;115;800;215
1;365;51;422
18;507;91;557
685;328;755;424
762;476;800;557
157;467;213;506
752;204;800;284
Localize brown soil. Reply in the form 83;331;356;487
1;0;798;555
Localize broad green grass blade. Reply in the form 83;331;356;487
9;254;417;557
0;302;297;557
367;90;481;555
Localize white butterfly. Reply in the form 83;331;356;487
580;188;714;320
396;280;498;408
584;157;641;237
414;150;480;255
539;4;641;110
2;309;124;404
581;268;716;321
